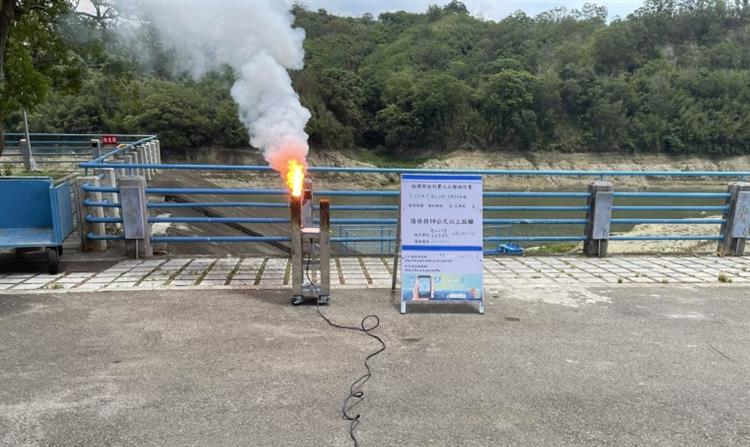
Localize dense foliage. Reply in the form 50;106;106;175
0;0;83;152
4;0;750;157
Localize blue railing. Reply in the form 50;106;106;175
2;133;152;166
79;182;734;253
71;135;750;255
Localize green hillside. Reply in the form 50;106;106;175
3;0;750;158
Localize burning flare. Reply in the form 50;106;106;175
286;159;305;198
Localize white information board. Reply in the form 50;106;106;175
400;174;484;314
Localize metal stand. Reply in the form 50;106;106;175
290;185;330;305
391;203;401;292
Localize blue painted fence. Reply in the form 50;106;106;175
5;132;741;254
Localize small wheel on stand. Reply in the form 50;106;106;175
317;295;329;305
291;295;305;306
46;247;60;275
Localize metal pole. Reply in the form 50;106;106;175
22;108;31;148
320;199;331;298
20;109;37;171
90;139;101;160
391;196;401;292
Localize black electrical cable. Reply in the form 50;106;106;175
305;242;386;446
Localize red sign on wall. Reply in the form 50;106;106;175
101;135;118;145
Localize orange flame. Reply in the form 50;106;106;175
286;159;305;198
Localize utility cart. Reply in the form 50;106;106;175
0;177;74;273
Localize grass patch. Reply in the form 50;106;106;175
380;257;392;274
336;258;345;284
165;258;191;285
194;259;218;285
254;258;269;286
134;259;168;286
718;272;732;283
0;165;66;179
225;257;243;285
357;257;373;284
527;243;579;255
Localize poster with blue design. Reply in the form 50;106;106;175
400;174;483;312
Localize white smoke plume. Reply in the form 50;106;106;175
129;1;311;179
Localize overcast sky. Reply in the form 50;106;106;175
82;1;644;23
298;0;644;21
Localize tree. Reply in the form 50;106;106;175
478;70;541;149
593;24;638;73
0;0;16;84
443;1;469;15
0;0;78;154
73;0;117;31
7;0;750;158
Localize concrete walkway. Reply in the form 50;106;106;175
2;255;750;293
1;286;749;446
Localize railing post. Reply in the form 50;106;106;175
149;141;158;176
19;138;38;172
126;153;136;176
75;176;107;252
154;140;162;165
142;144;153;180
146;144;152;179
145;142;153;177
137;145;149;180
320;199;331;297
95;168;119;220
119;176;152;258
111;159;125;182
131;147;139;176
90;139;101;160
583;180;614;257
718;182;750;256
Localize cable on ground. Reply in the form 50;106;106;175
306;242;386;446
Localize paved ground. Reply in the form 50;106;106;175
2;255;750;293
1;285;749;446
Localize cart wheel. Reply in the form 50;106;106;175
46;247;60;275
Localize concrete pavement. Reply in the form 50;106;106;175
1;285;749;446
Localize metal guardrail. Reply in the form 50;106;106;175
75;160;750;179
2;133;154;172
72;143;750;255
5;131;743;255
